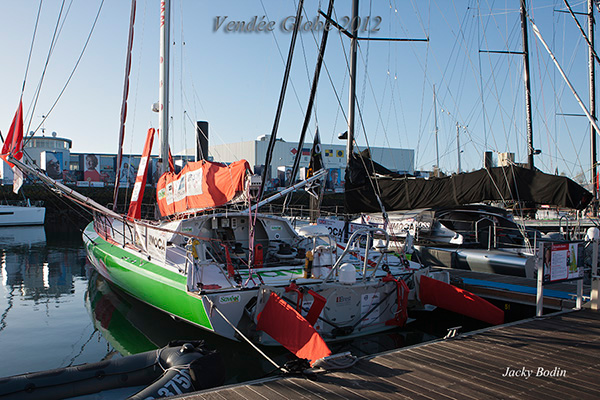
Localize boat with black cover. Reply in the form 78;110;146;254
335;150;593;278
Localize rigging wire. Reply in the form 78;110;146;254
527;3;588;179
24;0;68;139
20;0;44;96
258;0;307;120
473;3;523;167
179;0;188;165
24;0;106;147
477;0;488;150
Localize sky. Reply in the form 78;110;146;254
0;0;598;182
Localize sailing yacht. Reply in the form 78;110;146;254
2;1;505;363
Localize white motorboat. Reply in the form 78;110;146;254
0;201;45;226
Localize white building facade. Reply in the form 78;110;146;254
209;135;414;190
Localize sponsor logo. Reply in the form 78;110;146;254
148;234;166;252
336;295;351;303
219;294;241;304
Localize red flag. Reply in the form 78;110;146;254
257;292;331;365
127;128;155;220
1;100;24;168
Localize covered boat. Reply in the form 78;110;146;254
345;150;592;214
338;150;592;278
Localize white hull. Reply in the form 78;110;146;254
83;213;447;346
0;205;45;226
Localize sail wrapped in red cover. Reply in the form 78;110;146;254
156;159;250;217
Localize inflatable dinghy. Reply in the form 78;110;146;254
0;340;225;400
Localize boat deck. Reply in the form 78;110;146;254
174;309;600;399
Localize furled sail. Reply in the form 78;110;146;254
156;159;250;216
345;151;592;213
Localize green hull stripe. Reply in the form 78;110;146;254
85;224;213;331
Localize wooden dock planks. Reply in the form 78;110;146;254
174;309;600;400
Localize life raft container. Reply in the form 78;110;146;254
0;340;225;400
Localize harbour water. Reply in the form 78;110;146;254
0;225;499;386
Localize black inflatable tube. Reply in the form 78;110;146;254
0;341;225;400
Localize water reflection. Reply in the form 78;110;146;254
0;226;87;299
84;269;293;384
0;228;102;377
0;226;46;247
85;269;206;355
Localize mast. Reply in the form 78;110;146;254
589;0;597;211
520;0;535;170
257;0;304;200
456;122;461;174
433;84;439;169
346;0;359;164
113;0;137;211
289;0;335;185
158;0;170;175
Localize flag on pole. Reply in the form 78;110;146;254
305;129;323;198
1;101;25;194
1;100;24;167
168;148;175;173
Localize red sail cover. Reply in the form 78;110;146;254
419;275;504;326
156;159;250;216
257;292;331;365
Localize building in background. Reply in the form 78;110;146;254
0;132;72;185
2;131;414;193
0;131;194;187
209;135;415;191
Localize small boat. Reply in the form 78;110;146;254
0;201;45;227
0;341;225;400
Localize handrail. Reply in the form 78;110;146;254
559;215;569;240
474;216;496;249
323;226;390;283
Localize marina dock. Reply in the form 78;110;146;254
174;308;600;399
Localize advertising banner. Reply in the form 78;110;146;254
542;242;583;284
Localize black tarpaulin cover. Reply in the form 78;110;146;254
345;151;592;213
